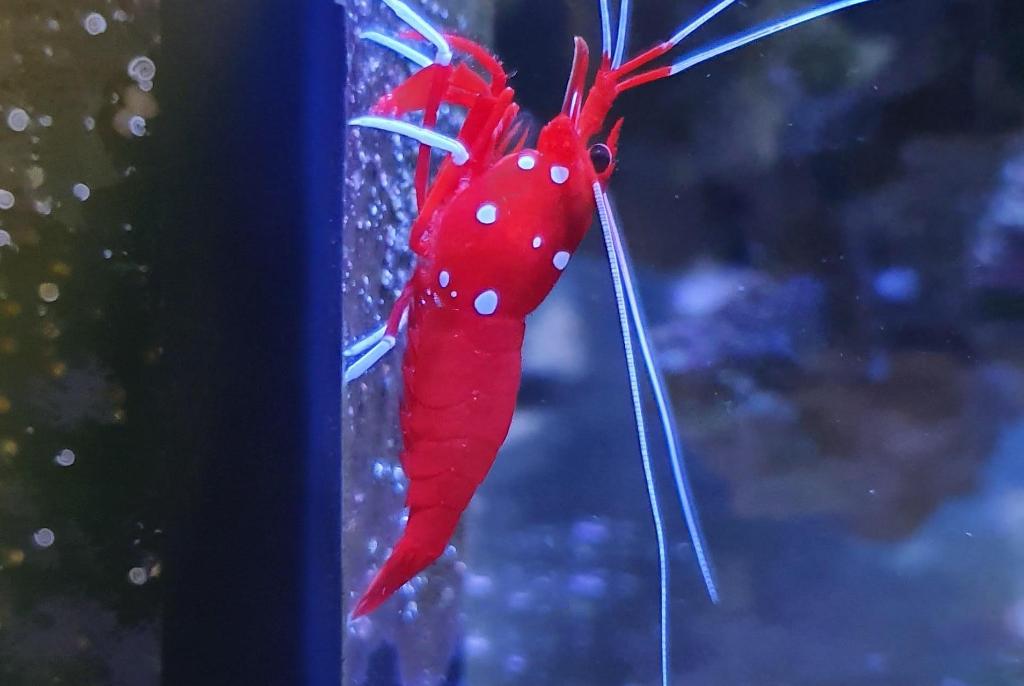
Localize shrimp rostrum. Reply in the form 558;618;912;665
345;0;879;681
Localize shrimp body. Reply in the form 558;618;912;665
352;121;598;616
347;1;883;670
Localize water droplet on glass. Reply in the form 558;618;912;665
83;12;107;35
38;283;59;302
54;448;75;467
32;528;55;548
127;56;156;82
6;108;29;132
128;115;147;137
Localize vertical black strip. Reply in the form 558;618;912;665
159;0;344;684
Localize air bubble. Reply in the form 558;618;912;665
38;283;60;302
72;183;90;201
127;56;156;82
38;115;53;127
128;567;148;585
83;116;95;131
128;115;147;137
0;189;13;209
83;12;107;35
54;448;75;466
32;528;55;548
6;108;29;132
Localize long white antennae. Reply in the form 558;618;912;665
611;0;632;69
599;0;614;60
594;182;671;686
601;189;720;604
359;30;433;68
668;0;737;48
348;117;470;165
381;0;453;65
670;0;875;77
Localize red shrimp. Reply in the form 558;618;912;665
345;0;880;668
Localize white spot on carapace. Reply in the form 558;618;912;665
476;203;497;225
532;236;542;249
553;251;571;270
550;166;570;184
474;290;498;316
517;155;536;170
439;270;450;287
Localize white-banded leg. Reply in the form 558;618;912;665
380;0;453;66
359;30;433;68
596;185;719;605
348;117;470;165
358;0;455;68
343;307;409;385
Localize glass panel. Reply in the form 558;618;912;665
0;3;162;683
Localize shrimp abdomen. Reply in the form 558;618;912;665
351;304;524;617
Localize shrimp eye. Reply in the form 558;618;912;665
589;143;612;173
